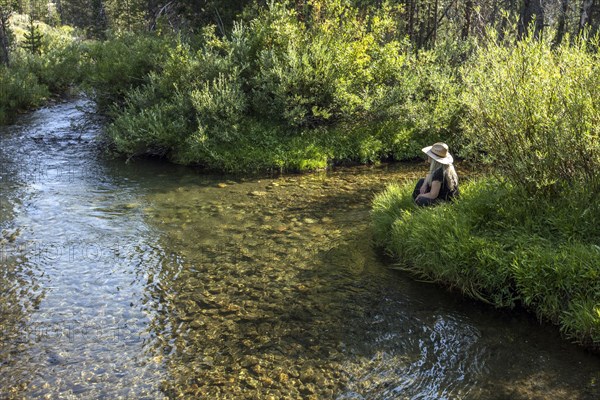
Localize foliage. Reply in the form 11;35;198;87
101;2;463;171
82;33;173;111
0;17;82;124
60;0;108;37
372;178;600;348
0;64;49;124
15;22;85;93
22;19;42;54
462;31;600;196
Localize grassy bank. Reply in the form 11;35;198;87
369;28;600;350
372;178;600;349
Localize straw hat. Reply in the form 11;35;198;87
422;142;453;164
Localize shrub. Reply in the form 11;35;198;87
0;66;49;124
108;89;192;158
0;18;83;124
371;47;464;159
462;32;600;196
190;72;248;143
14;24;85;93
102;2;466;171
83;33;173;111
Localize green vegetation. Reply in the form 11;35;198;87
88;3;460;171
462;32;600;196
0;15;84;124
373;32;600;349
372;179;600;349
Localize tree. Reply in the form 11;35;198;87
59;0;108;37
54;0;63;22
554;0;570;45
0;1;15;66
22;18;42;54
519;0;545;38
103;0;145;32
462;0;473;39
579;0;595;34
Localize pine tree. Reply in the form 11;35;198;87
23;18;43;54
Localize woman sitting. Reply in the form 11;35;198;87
412;142;459;206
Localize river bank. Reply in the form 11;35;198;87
372;179;600;353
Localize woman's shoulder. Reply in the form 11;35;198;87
432;167;444;180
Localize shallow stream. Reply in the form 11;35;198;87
0;99;598;399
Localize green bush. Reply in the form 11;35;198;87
190;72;248;143
0;66;49;124
103;2;465;171
371;48;464;159
33;24;85;92
83;33;173;111
462;32;600;196
37;27;86;92
0;18;83;124
108;90;192;157
372;178;600;348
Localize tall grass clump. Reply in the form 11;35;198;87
462;31;600;196
372;179;600;348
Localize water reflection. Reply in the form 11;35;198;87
0;100;166;397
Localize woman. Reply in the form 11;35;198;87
412;142;459;206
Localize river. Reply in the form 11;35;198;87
0;99;598;399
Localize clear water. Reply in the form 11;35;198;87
0;99;598;399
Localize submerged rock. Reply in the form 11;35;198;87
249;191;268;197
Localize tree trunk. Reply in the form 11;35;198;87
579;0;595;35
432;0;438;45
407;0;414;40
554;0;569;45
518;0;544;39
55;0;64;24
92;0;108;38
0;8;11;66
462;0;473;39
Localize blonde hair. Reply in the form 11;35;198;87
425;159;458;191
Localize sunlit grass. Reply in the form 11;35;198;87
372;178;600;348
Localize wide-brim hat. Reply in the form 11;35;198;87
422;142;453;164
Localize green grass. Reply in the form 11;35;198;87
372;178;600;349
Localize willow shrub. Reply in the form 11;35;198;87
0;67;49;124
462;32;600;196
104;2;463;171
83;33;173;111
372;179;600;348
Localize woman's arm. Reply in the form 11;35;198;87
416;180;441;199
419;174;431;194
